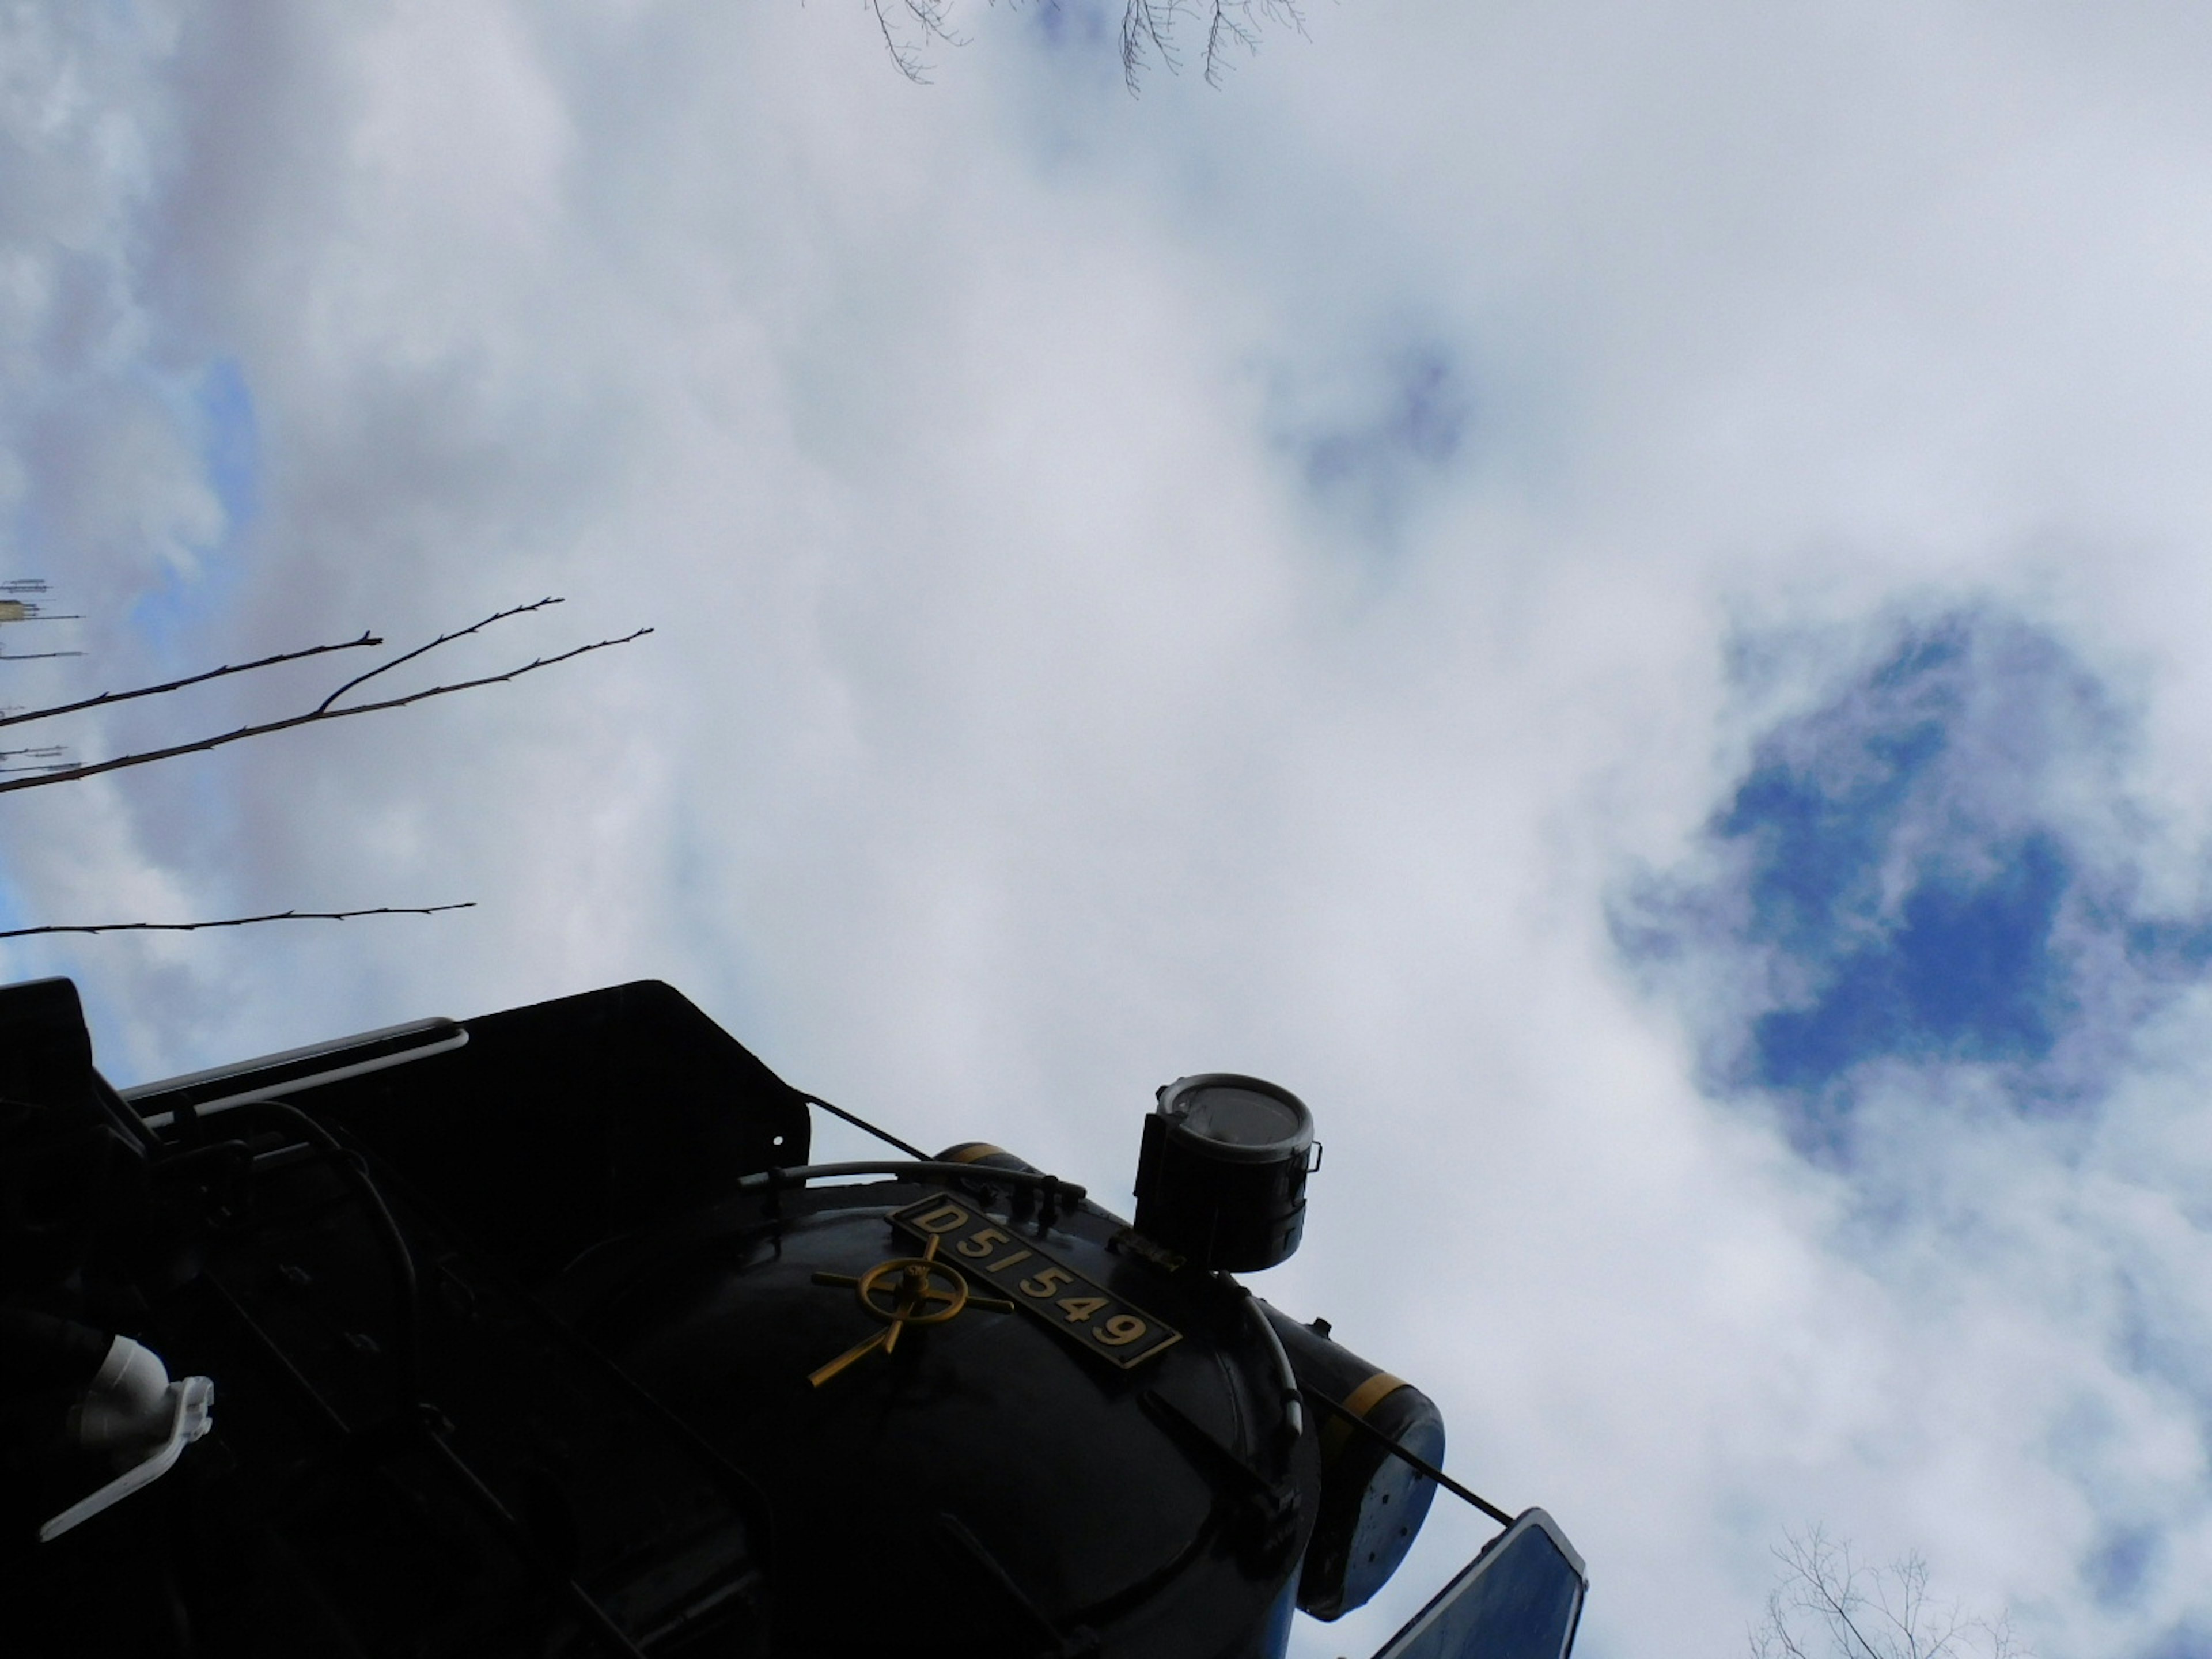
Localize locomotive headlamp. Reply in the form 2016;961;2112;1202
1132;1073;1316;1273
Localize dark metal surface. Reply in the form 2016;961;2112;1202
1372;1509;1587;1659
0;975;1580;1659
1134;1075;1315;1274
552;1178;1320;1658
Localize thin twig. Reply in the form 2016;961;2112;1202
0;903;475;940
0;627;652;797
0;632;383;731
1123;0;1182;90
869;0;967;83
1115;0;1301;90
1819;1576;1888;1659
313;598;560;715
872;0;928;81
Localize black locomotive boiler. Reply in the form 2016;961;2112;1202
0;975;1587;1657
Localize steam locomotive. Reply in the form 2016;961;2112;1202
0;974;1586;1657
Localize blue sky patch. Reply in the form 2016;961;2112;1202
1619;608;2212;1160
1301;347;1468;487
2139;1626;2212;1659
127;357;262;660
1271;342;1473;541
196;357;261;532
2088;1524;2160;1608
1747;831;2071;1089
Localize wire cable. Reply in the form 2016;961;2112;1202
798;1093;929;1160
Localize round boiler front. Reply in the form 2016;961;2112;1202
555;1183;1318;1659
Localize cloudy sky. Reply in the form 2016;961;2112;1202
13;2;2212;1653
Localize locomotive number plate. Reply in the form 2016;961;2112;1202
889;1194;1182;1370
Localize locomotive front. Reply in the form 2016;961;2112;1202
0;976;1585;1658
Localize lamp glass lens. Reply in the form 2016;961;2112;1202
1183;1086;1302;1149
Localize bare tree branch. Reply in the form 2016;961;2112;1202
0;624;652;798
1753;1529;2028;1659
0;599;643;942
0;903;475;940
857;0;1300;93
0;743;73;775
1123;0;1183;91
312;598;558;714
0;633;383;730
1815;1566;1888;1659
870;0;968;83
1112;0;1304;91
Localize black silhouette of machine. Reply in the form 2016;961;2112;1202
0;975;1586;1657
